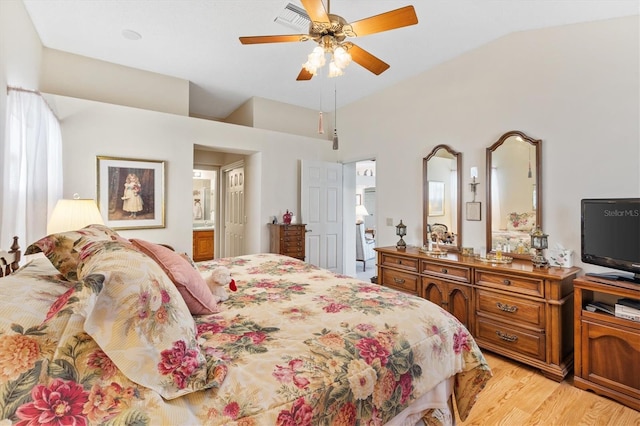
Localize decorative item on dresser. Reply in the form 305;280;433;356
268;223;306;261
395;220;407;250
573;275;640;410
376;246;581;381
530;226;549;268
0;236;21;277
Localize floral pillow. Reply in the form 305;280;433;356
506;212;536;232
25;224;126;281
76;240;227;399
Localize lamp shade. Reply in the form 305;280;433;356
355;204;370;224
47;199;104;234
355;204;369;217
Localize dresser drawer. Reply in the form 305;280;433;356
422;260;471;283
281;226;304;237
476;289;545;329
381;268;418;294
283;249;304;258
380;254;418;272
282;239;303;249
476;318;545;361
475;270;544;298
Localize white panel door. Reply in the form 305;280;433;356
301;160;343;272
224;166;245;257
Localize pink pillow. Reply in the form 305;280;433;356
129;239;220;315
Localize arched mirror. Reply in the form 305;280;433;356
486;131;542;258
423;145;462;251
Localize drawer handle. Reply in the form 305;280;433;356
441;268;448;274
393;278;406;284
496;331;518;342
502;279;511;286
496;302;518;313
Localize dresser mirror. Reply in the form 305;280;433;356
486;131;542;258
423;144;462;251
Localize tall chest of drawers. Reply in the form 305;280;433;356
376;246;580;381
268;223;306;261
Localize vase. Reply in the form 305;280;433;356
283;210;292;224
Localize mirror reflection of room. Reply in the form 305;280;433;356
487;131;541;257
423;145;461;251
193;170;216;227
192;169;217;262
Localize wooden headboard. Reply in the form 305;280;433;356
0;236;21;277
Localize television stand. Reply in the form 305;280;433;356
586;272;640;284
573;275;640;410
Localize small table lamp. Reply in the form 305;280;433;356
530;226;549;268
355;204;370;224
47;194;104;234
396;220;407;251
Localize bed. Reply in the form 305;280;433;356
0;225;491;425
491;211;537;254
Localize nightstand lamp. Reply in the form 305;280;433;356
396;220;407;251
47;194;104;234
530;226;549;268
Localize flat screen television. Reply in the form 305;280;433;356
581;198;640;283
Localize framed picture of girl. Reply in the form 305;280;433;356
97;156;165;230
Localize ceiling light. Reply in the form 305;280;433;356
302;40;352;78
122;29;142;41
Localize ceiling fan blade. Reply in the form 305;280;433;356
348;5;418;37
300;0;330;24
296;68;314;81
239;34;307;44
345;43;390;75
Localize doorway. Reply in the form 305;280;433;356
194;147;248;259
355;160;376;282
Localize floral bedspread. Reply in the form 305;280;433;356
0;253;490;425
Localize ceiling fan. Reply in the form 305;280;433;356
239;0;418;80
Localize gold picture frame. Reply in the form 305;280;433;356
97;156;165;230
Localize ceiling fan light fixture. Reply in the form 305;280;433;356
328;60;344;78
333;45;352;68
303;46;326;74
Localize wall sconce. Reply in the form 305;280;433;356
396;220;407;251
469;167;480;202
530;226;549;268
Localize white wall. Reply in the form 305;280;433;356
337;16;640;275
50;95;336;255
41;48;189;116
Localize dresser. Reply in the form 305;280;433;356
376;246;580;381
573;276;640;410
192;229;214;262
268;223;306;261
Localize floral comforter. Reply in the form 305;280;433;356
0;253;490;425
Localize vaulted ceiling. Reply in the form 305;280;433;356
23;0;639;120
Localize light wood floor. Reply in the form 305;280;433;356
457;351;640;425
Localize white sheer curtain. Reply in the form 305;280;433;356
1;89;62;248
